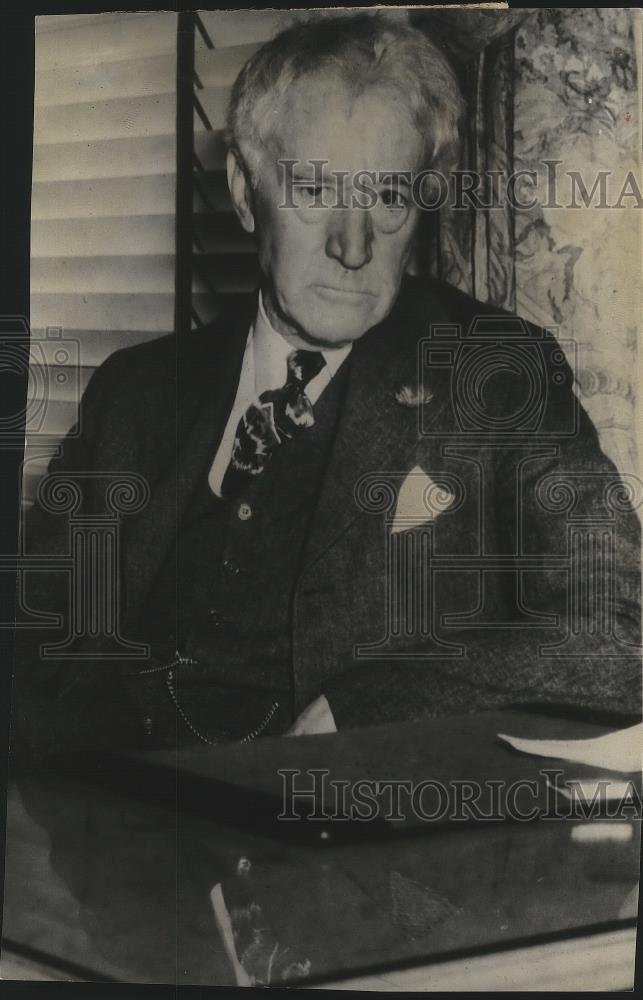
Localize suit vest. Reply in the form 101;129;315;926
134;357;351;741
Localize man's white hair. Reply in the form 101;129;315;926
225;12;465;184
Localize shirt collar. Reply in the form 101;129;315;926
253;290;351;393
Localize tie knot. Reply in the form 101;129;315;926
287;350;325;389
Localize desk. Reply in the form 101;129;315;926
2;710;640;987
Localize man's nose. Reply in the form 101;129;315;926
325;208;373;270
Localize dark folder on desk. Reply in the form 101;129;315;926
53;708;641;843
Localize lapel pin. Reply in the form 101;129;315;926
394;385;434;407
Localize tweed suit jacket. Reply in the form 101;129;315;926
12;275;642;759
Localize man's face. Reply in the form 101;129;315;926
230;75;425;348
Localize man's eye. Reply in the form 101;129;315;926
380;189;407;209
299;185;326;202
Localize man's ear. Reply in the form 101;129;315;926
226;149;255;234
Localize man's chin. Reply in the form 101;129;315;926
296;323;371;348
296;301;385;347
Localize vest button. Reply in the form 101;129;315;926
223;558;240;577
237;502;253;521
208;609;226;629
142;716;154;737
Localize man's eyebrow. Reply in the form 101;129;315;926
287;169;413;188
291;173;330;186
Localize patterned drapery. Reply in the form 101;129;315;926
414;8;640;481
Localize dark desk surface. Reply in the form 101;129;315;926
2;710;640;986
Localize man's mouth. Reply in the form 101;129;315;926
312;285;376;300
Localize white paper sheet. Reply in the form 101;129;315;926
497;724;642;773
550;778;633;802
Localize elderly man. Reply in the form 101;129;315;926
13;14;641;761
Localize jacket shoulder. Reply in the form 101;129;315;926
96;324;224;382
87;293;256;397
398;274;545;336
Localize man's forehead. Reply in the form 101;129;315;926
265;73;424;173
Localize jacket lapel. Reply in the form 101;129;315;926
122;296;256;621
301;282;451;572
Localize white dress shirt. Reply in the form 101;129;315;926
208;292;352;496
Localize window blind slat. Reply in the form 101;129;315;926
32;257;239;297
36;89;229;146
33;129;228;186
32;217;176;258
31;293;175;333
36;13;155;33
35;52;177;107
36;12;177;71
32;175;177;221
33;134;178;182
35;92;179;145
31;256;176;294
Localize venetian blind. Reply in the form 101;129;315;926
25;11;178;506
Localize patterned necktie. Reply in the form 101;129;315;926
221;349;326;498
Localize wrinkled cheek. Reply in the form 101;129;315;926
370;270;399;313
